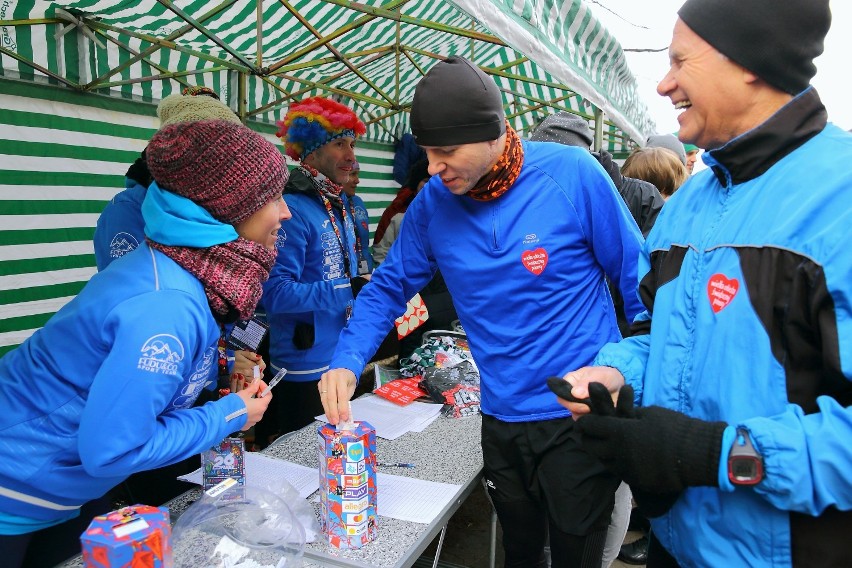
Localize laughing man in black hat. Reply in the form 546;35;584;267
319;55;646;567
559;0;852;566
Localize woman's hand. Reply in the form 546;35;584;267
232;349;265;378
235;379;272;431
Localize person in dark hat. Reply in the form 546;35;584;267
0;119;288;567
558;1;852;566
260;96;367;438
319;55;645;567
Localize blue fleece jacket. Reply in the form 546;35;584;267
92;180;148;271
0;243;248;526
331;140;644;420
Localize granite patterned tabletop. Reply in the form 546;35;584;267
59;400;483;568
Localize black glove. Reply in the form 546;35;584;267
576;382;727;495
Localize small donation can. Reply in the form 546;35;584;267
81;505;172;567
318;421;378;549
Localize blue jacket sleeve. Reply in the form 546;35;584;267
331;196;437;375
77;291;247;477
574;154;645;323
593;239;654;401
262;198;354;314
715;399;852;515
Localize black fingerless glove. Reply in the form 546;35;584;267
576;382;727;495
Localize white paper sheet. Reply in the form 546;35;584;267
376;473;462;524
315;395;443;440
178;452;319;499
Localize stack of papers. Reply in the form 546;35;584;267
178;453;319;499
316;395;443;439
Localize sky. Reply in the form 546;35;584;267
589;0;852;136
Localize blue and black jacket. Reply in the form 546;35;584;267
596;87;852;567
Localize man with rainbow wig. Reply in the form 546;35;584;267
260;96;368;436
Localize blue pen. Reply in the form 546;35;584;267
377;463;415;468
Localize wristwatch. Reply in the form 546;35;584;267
727;427;764;485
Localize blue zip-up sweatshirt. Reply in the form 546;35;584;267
0;243;248;525
331;140;644;420
92;180;147;270
595;88;852;567
262;168;359;381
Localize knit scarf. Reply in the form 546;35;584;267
148;237;276;323
467;123;524;202
298;164;344;210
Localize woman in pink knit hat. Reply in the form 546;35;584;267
0;119;291;567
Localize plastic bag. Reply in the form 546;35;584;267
171;483;306;567
258;477;319;545
419;360;481;418
399;331;475;378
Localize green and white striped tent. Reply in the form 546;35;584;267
0;0;654;355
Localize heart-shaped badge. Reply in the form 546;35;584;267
522;248;548;275
707;273;739;313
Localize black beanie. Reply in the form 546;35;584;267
410;56;506;146
678;0;830;95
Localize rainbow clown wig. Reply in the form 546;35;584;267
277;96;366;162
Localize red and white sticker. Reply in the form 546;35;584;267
707;273;739;313
522;248;548;275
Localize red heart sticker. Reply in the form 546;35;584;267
521;248;548;275
707;273;739;313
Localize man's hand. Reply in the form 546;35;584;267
575;383;726;494
235;379;271;431
319;368;357;424
555;366;626;416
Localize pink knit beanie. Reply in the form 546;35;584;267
147;119;288;225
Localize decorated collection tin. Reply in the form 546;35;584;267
317;421;378;549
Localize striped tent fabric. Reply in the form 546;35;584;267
0;80;396;355
0;0;652;143
0;0;654;353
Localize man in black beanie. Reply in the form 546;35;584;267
558;1;852;567
318;55;647;568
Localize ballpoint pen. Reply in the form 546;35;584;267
376;463;415;468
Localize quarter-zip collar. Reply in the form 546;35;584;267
704;87;827;186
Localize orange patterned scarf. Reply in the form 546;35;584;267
467;122;524;202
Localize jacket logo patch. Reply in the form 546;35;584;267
138;334;185;375
109;231;139;259
521;248;548;275
707;273;739;313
